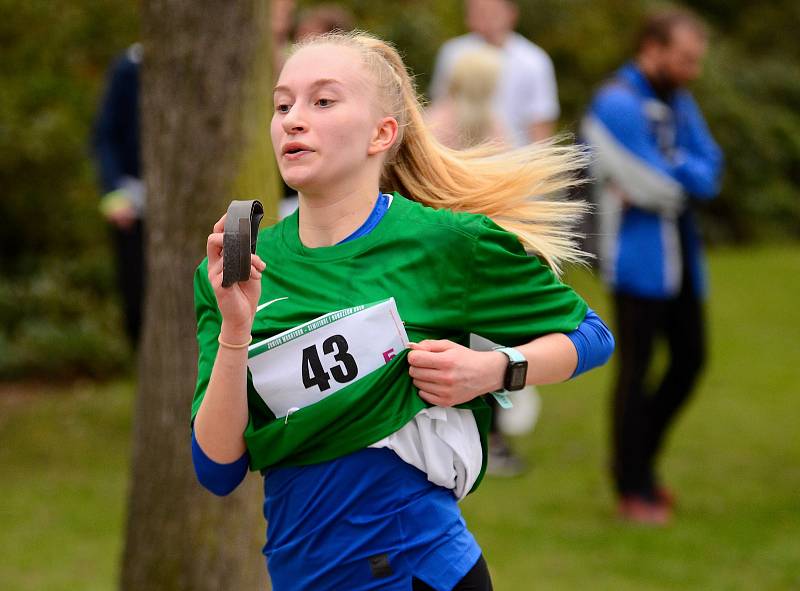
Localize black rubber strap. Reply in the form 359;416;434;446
222;199;264;287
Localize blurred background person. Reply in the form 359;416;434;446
271;0;355;219
426;44;543;476
430;0;562;476
581;9;723;525
271;0;355;74
430;0;559;147
425;46;508;149
91;42;144;348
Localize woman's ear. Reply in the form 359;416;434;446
367;117;399;156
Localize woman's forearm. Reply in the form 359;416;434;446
516;332;579;385
408;333;581;407
193;322;251;463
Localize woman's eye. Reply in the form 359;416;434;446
276;103;291;114
316;98;334;108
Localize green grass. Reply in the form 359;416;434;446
461;244;800;590
0;381;132;591
1;245;799;590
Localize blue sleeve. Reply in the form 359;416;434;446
191;429;249;496
566;308;615;378
673;92;724;200
591;87;721;198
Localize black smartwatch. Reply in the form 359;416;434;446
493;346;528;391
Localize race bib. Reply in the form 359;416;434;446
248;298;409;417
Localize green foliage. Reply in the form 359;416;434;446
695;46;800;241
0;251;130;379
0;0;139;267
0;0;137;378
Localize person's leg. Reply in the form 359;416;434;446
642;285;706;487
486;395;525;477
611;292;662;498
412;555;493;591
111;219;145;347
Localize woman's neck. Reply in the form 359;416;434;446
297;184;380;248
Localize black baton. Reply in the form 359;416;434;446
222;199;264;287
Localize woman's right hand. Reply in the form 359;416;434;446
207;213;267;341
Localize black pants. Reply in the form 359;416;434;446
412;555;493;591
611;283;706;497
111;220;145;347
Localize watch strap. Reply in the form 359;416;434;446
491;345;529;406
491;390;514;409
493;346;526;363
490;347;525;409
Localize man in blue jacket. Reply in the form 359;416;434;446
581;10;723;524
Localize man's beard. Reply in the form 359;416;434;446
649;66;680;99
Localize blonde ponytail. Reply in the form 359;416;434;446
291;32;589;275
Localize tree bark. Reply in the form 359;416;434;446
121;1;276;589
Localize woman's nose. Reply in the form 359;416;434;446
282;104;307;133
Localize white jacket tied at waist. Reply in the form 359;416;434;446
370;406;482;501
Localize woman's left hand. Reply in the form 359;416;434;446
407;340;507;407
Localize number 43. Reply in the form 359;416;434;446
301;334;359;392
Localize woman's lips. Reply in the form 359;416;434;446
282;142;314;160
284;149;313;161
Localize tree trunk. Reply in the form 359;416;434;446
121;1;276;589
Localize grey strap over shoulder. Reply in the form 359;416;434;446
222;199;264;287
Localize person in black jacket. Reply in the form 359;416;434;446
92;43;144;346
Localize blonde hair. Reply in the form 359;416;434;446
447;47;502;148
290;32;588;274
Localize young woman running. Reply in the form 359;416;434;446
191;31;613;591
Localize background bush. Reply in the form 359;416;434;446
0;0;138;378
2;0;798;378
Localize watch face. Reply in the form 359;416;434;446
507;361;528;390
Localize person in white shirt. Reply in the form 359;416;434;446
430;0;560;147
